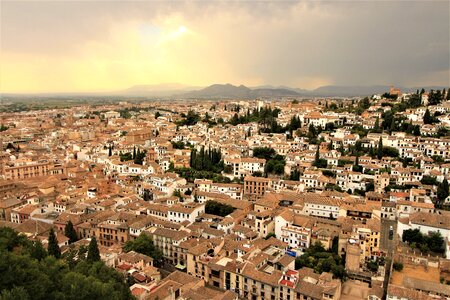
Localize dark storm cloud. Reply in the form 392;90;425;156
1;0;448;90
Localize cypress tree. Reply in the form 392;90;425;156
47;228;61;258
313;146;321;167
389;118;396;133
377;137;383;160
30;240;48;261
374;117;380;132
353;154;362;172
437;179;449;201
87;236;101;262
64;220;78;244
108;146;112;157
369;145;375;158
423;109;433;124
190;149;195;167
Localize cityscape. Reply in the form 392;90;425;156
0;1;449;300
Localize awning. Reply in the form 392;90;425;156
175;264;186;270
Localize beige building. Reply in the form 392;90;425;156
2;160;65;180
244;176;271;197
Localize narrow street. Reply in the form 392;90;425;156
380;219;397;253
380;219;398;298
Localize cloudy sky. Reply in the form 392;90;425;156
1;1;449;93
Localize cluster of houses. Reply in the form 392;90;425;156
0;92;449;300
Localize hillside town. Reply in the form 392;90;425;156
1;87;450;300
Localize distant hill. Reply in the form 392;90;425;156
180;84;301;98
251;85;309;94
179;84;447;98
251;88;301;97
181;84;252;98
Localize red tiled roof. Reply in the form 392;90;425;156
132;272;147;282
280;279;295;288
117;263;132;271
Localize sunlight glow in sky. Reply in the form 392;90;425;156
0;1;448;93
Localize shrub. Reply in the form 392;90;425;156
393;262;403;271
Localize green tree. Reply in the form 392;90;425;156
29;240;47;261
289;169;300;181
265;232;276;240
367;260;378;272
313;146;327;168
123;233;163;262
0;226;134;300
360;97;370;110
393;262;403;271
253;147;277;160
382;146;399;158
377;137;383;159
0;227;29;251
427;231;445;253
381;111;394;131
423;108;433;124
402;229;444;254
47;228;61;259
428;89;442;105
307;124;318;144
353;154;362;172
437;179;449;201
178;110;200;126
205;200;235;217
64;221;78;244
0;286;30;300
373;117;380;132
87;237;100;263
420;176;438;186
314;146;320;163
294;242;347;280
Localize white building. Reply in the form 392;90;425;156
167;203;205;224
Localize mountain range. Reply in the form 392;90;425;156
2;83;446;98
177;84;448;98
121;83;447;98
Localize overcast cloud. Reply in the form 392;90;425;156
1;1;448;92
